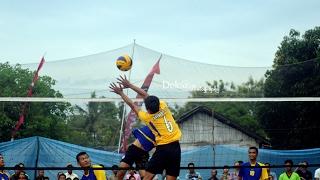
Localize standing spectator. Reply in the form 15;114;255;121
0;154;10;180
76;151;106;180
125;168;141;180
17;171;28;180
208;169;218;180
185;163;201;180
36;170;49;180
279;160;300;180
230;161;241;180
265;163;277;180
296;161;312;180
65;163;78;180
58;173;66;180
11;164;21;180
11;163;29;180
315;167;320;180
238;147;268;180
220;166;231;180
109;165;118;180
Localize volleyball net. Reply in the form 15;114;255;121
1;43;320;179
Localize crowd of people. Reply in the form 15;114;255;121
0;154;81;180
1;147;320;180
185;147;319;180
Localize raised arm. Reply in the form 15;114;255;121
109;83;140;115
117;75;149;99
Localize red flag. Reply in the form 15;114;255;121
11;57;45;138
120;55;162;153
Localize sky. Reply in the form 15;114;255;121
0;0;319;67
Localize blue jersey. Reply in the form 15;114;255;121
132;125;156;151
0;172;9;180
239;162;268;180
81;168;96;180
81;165;106;180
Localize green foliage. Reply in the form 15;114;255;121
0;62;122;150
258;27;320;149
66;92;120;149
0;62;71;141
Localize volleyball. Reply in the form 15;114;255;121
116;55;132;71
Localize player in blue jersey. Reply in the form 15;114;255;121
238;147;268;180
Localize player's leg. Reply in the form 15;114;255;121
165;175;177;180
165;141;181;180
117;144;139;180
144;147;166;180
143;171;156;180
117;161;130;180
136;152;149;179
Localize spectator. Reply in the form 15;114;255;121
315;167;320;180
238;147;268;180
186;163;202;180
36;169;49;180
220;166;231;180
65;163;78;180
265;163;277;180
230;161;241;180
11;163;29;180
0;154;10;180
58;173;66;180
279;160;300;180
17;171;28;180
57;172;64;180
128;175;136;180
296;161;312;180
208;169;218;180
10;164;21;180
109;165;118;180
125;168;141;180
76;151;106;180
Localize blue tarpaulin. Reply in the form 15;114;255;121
1;137;319;179
0;137;121;179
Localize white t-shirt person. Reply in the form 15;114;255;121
186;163;202;180
315;168;320;180
65;172;79;180
65;164;79;180
185;171;202;180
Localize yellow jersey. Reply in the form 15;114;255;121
138;100;182;145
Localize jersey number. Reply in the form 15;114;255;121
164;116;173;133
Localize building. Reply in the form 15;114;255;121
177;106;269;149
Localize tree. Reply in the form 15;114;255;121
0;62;72;141
173;77;266;136
257;27;320;149
67;92;120;149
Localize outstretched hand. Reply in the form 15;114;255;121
117;75;131;89
109;82;123;95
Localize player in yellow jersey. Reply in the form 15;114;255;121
110;75;182;180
